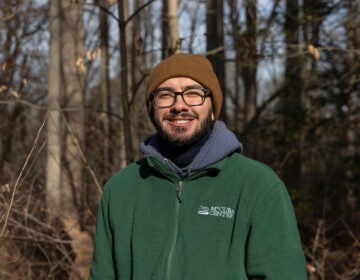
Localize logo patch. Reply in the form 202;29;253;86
197;205;234;219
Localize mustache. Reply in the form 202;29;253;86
163;112;199;120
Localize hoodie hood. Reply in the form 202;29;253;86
140;121;243;177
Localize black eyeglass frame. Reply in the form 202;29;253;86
151;88;211;108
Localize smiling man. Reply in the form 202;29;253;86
89;53;307;280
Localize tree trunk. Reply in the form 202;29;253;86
241;0;257;124
46;0;62;223
130;0;143;158
162;0;169;59
117;0;134;167
99;0;112;178
228;0;242;132
281;0;304;190
167;0;180;54
47;1;93;278
61;1;93;278
206;0;226;121
162;0;180;58
345;0;359;210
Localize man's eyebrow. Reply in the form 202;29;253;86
183;84;203;90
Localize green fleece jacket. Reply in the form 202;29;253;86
89;152;307;279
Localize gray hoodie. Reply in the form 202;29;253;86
140;121;243;177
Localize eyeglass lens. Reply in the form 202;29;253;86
154;88;207;107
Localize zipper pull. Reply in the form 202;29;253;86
176;181;183;203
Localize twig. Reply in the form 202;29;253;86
0;113;48;239
341;218;360;247
59;104;103;195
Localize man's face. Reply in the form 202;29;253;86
152;77;214;147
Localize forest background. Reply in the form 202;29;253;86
0;0;359;279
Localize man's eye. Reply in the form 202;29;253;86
157;92;173;99
184;90;202;98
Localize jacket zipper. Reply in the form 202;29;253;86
166;180;183;279
176;181;183;203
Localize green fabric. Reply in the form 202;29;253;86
89;153;307;280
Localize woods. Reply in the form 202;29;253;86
0;0;359;279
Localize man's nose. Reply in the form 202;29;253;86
171;94;188;111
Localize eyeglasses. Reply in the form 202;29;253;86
151;88;211;108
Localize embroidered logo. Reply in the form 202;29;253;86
197;205;234;219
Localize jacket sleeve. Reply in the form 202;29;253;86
245;182;307;279
88;187;116;279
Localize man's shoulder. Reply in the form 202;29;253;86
103;159;146;190
225;153;282;182
112;157;147;175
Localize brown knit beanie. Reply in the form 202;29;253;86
146;53;223;119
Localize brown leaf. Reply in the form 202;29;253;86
308;44;320;60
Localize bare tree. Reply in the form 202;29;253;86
117;0;134;167
228;0;258;133
228;0;243;132
280;0;304;190
206;0;226;121
129;0;144;158
98;0;112;177
241;0;258;124
162;0;181;58
0;0;47;183
47;1;93;278
61;1;93;278
46;0;62;223
344;0;360;212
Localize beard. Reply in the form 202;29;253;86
153;109;214;148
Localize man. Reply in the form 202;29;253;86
89;53;307;279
